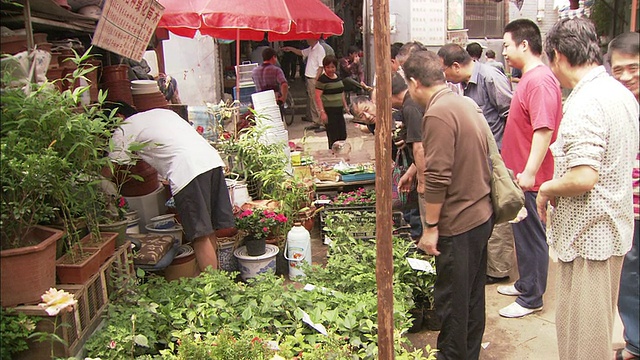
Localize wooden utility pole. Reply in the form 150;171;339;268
372;0;393;358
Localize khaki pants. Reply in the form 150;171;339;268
556;256;623;360
486;222;515;278
305;77;321;125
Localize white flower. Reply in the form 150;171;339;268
38;288;77;316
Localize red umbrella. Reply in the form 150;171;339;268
157;0;343;41
157;0;343;100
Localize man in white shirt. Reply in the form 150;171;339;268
108;103;235;272
537;18;639;360
283;38;326;130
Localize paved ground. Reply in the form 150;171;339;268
281;82;626;358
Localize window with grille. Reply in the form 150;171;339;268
465;0;506;38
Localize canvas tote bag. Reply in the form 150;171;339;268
483;122;525;223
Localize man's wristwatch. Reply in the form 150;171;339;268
424;221;438;228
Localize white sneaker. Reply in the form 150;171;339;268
497;284;522;296
499;302;543;318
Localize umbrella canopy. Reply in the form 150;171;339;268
157;0;344;41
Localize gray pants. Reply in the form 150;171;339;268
305;77;321;125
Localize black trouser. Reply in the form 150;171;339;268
281;52;298;79
434;218;493;360
325;107;347;149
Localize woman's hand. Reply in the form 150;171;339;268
320;111;328;123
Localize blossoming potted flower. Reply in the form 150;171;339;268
235;209;288;256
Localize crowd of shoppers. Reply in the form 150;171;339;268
348;17;638;360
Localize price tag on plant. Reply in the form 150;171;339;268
407;257;436;274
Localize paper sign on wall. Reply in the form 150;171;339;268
92;0;165;61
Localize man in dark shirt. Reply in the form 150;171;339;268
252;47;289;111
339;45;371;95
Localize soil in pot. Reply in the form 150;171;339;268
408;307;424;333
56;248;102;285
423;307;442;331
244;236;266;256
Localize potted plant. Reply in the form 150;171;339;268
1;48;124;296
216;121;288;199
235;208;288;256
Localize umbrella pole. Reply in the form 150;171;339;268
235;28;241;141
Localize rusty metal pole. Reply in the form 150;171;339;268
372;0;393;358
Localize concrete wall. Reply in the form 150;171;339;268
159;33;222;106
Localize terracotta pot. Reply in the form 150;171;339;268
0;226;64;307
56;248;102;285
215;227;238;238
113;160;160;197
79;232;118;265
101;64;130;83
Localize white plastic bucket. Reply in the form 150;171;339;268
227;180;251;207
233;244;279;280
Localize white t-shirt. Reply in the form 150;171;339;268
301;42;325;78
110;109;225;195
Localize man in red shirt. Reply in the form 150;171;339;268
497;18;563;318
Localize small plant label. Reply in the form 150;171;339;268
299;309;328;336
406;257;436;274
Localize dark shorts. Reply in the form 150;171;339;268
173;167;235;242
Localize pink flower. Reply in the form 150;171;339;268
109;340;117;349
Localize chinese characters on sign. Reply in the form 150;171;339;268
92;0;165;61
410;0;446;46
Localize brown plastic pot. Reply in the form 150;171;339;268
0;226;64;307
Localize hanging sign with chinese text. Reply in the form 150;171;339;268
92;0;165;61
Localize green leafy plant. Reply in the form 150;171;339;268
0;308;36;359
174;329;276;360
216;121;287;199
0;47;123;254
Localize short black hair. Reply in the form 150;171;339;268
504;19;543;56
348;45;360;55
391;42;404;59
438;43;473;67
403;50;445;88
323;55;339;67
350;95;372;114
262;47;277;61
608;32;640;57
103;101;138;118
391;71;408;95
486;49;497;59
466;42;483;59
397;41;427;66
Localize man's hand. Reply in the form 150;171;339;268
535;181;556;224
417;227;440;255
516;170;536;191
398;172;415;193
